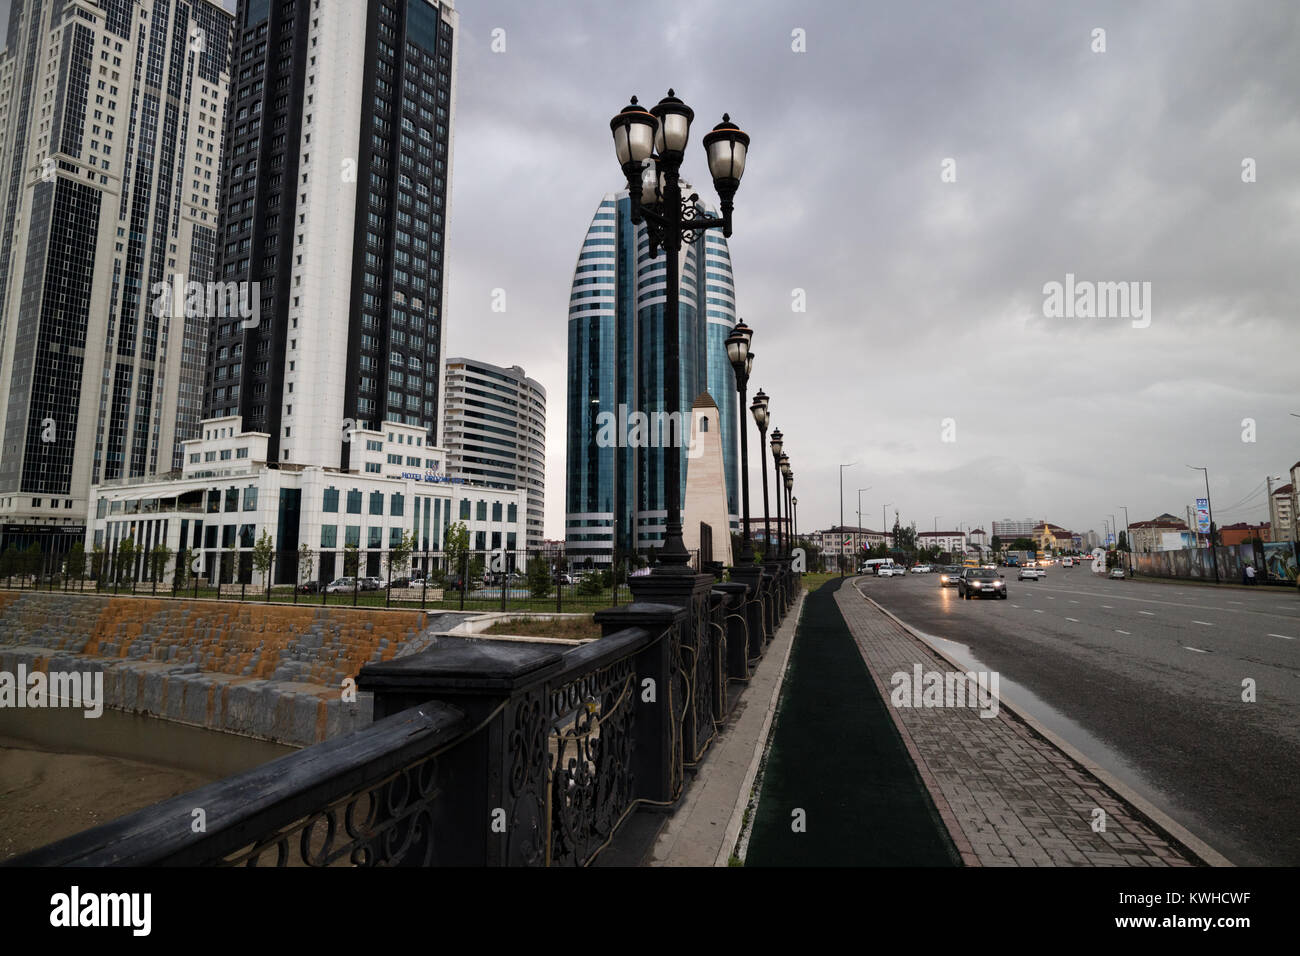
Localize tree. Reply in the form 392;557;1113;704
527;556;553;598
90;545;106;586
0;543;19;581
23;542;44;581
388;530;415;581
1010;537;1035;553
298;543;316;587
65;542;86;582
444;521;469;577
1117;531;1130;552
149;543;172;583
174;547;192;591
990;535;1003;555
116;536;137;585
342;543;359;578
252;530;275;591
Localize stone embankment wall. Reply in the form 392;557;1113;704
0;592;465;746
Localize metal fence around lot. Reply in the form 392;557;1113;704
0;546;713;613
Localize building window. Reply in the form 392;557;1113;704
390;493;404;517
476;501;487;521
323;487;339;512
347;490;362;514
369;491;384;515
320;525;337;548
225;488;240;512
345;526;361;548
492;502;502;522
508;503;517;523
243;487;258;511
368;527;382;549
459;500;470;520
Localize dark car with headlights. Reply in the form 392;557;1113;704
958;568;1007;600
937;566;963;587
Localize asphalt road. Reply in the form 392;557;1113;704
853;568;1300;866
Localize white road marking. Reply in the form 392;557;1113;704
1183;646;1209;654
1066;617;1079;622
1115;629;1131;635
1228;601;1243;605
1268;633;1296;641
1192;620;1214;626
1101;605;1114;609
1069;600;1079;604
1139;611;1155;616
1034;609;1044;614
1011;604;1021;608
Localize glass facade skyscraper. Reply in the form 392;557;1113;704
565;189;739;567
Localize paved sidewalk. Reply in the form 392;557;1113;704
837;583;1198;867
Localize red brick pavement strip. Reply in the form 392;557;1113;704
834;584;1199;868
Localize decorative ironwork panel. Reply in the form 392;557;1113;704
547;657;638;866
221;754;443;867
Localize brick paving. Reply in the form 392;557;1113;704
836;584;1196;867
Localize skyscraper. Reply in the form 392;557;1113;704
564;189;740;567
442;358;546;550
203;0;457;469
0;0;233;556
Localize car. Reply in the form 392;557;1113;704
1062;557;1074;568
958;568;1008;600
359;576;384;591
554;572;574;585
296;580;321;593
910;565;929;574
938;566;963;587
1109;567;1125;579
1018;567;1045;581
325;577;356;593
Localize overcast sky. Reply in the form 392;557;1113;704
8;0;1297;541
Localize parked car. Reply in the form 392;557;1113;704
359;576;384;591
938;566;963;587
1109;567;1126;579
554;572;574;585
296;580;321;593
325;577;356;593
958;568;1007;600
1018;567;1045;581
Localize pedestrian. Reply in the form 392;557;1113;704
1245;564;1257;585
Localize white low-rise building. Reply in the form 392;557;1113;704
87;417;526;585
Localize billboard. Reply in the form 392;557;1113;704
1195;498;1211;533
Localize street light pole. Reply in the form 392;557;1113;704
771;427;784;558
725;320;754;563
1187;465;1219;583
838;462;855;575
751;390;770;555
856;486;871;570
610;92;749;575
883;503;893;550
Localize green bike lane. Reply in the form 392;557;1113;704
745;578;962;866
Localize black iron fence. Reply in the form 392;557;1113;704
0;546;711;614
5;559;802;867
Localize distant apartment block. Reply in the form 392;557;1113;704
441;359;545;550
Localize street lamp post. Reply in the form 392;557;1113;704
610;92;749;574
779;452;791;556
770;428;784;558
751;390;770;554
783;466;794;561
725;320;755;563
856;486;872;570
1187;465;1219;583
1118;505;1130;575
837;462;856;575
883;504;893;550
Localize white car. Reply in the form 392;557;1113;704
911;565;931;574
877;566;898;577
1018;567;1045;581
